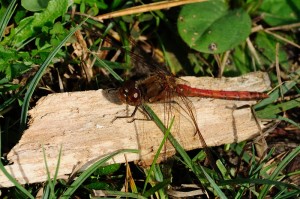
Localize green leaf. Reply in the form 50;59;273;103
74;0;108;10
21;0;50;12
254;80;299;120
259;0;300;26
254;80;296;110
231;43;252;75
0;77;9;84
256;97;300;119
0;83;19;92
5;63;30;80
93;163;121;176
0;45;17;61
49;22;65;35
4;0;70;47
178;0;251;54
143;179;171;198
85;181;111;190
255;32;289;69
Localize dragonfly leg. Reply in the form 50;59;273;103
111;106;152;123
111;106;139;123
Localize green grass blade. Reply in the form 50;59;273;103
90;20;123;82
0;126;34;198
142;104;226;197
0;163;34;198
219;178;300;191
42;145;62;198
0;87;25;113
255;97;300;119
52;145;62;188
42;146;56;198
143;178;171;198
199;166;228;199
152;165;168;198
142;116;174;194
274;189;300;198
0;0;17;40
254;81;296;110
41;185;50;199
142;104;194;169
259;145;300;199
276;115;300;129
94;56;124;82
92;190;147;198
19;20;85;131
60;149;138;198
251;148;276;176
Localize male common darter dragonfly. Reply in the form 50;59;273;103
104;28;269;168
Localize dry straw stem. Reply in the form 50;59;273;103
246;37;262;68
0;72;271;187
252;25;300;49
265;22;300;31
77;0;207;22
264;29;300;49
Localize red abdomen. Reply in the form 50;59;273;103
177;84;268;100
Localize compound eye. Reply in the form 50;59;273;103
123;88;129;98
118;81;142;106
126;87;141;106
132;91;139;99
123;87;139;100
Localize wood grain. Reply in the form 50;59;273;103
0;72;271;187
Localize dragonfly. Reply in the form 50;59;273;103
117;73;268;107
105;29;268;169
116;67;268;150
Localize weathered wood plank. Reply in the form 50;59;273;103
0;72;271;187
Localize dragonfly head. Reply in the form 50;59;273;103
118;80;142;106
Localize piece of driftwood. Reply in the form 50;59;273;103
0;72;271;187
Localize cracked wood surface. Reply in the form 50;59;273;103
0;72;271;187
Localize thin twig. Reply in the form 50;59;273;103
265;22;300;31
264;29;300;49
219;50;230;77
246;37;262;69
76;0;207;22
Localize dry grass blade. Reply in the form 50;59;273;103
265;22;300;31
77;0;207;22
264;29;300;49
